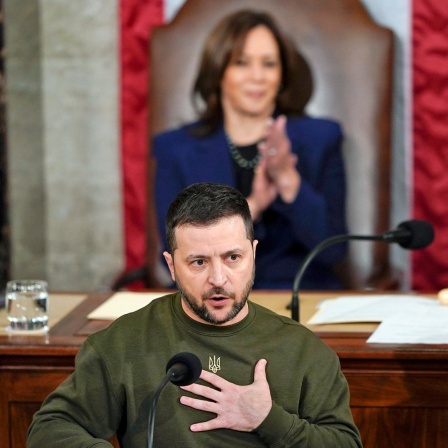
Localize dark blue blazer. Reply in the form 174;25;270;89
153;116;348;290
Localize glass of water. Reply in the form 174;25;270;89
6;280;49;334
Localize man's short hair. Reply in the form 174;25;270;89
165;182;254;253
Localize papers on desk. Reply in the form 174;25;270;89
87;292;167;320
367;313;448;344
307;295;448;344
307;295;435;324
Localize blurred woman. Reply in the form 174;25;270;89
153;10;347;289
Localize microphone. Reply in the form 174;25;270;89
165;352;203;386
147;352;202;448
381;219;434;249
291;220;434;322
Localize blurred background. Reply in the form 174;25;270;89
1;0;447;292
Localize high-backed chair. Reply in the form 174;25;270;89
121;0;396;291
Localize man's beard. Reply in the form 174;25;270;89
176;266;255;325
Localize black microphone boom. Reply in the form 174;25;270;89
291;220;434;322
147;352;202;448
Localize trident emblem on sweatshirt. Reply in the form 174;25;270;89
209;356;221;373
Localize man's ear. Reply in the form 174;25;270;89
253;240;258;259
163;251;176;282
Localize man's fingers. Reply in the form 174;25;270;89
179;395;217;413
179;360;272;433
190;418;221;432
180;382;221;402
198;369;229;389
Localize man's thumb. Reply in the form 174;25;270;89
254;358;268;382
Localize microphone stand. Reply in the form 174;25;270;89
291;219;435;321
147;353;201;448
147;372;173;448
291;234;380;322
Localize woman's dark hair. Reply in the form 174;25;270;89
165;182;254;254
191;9;313;136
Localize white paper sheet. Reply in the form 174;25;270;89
367;308;448;344
87;292;168;320
307;295;438;325
306;294;448;344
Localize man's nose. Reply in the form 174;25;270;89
208;261;227;286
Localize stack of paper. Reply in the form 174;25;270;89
307;295;448;344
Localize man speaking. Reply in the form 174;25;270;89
28;183;362;447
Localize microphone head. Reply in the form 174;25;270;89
396;220;434;249
166;352;202;386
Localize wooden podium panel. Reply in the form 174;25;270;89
3;370;73;448
1;291;448;448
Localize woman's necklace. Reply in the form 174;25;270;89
225;133;261;170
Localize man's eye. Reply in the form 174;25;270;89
192;259;204;266
229;254;240;262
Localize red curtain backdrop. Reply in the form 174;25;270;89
412;0;448;290
119;0;164;270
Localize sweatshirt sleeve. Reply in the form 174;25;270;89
27;339;120;448
254;356;363;448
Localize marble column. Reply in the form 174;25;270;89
4;0;124;290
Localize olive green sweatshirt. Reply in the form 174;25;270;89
27;293;362;447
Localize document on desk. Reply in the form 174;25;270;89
307;294;448;344
307;295;437;324
87;292;167;320
367;310;448;344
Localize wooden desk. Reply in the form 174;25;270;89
1;291;447;448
